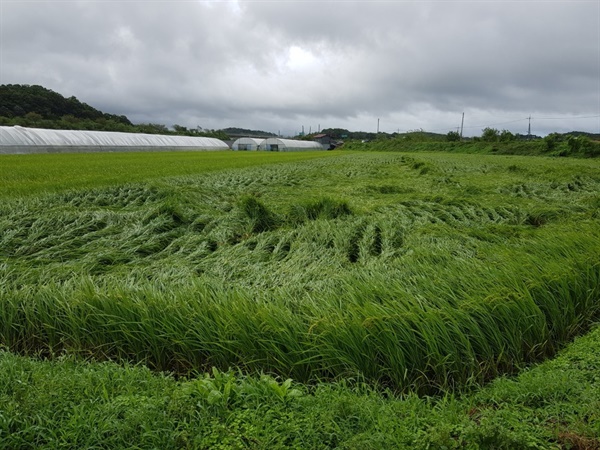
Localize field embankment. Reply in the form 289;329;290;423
2;315;600;448
1;151;599;394
344;134;600;158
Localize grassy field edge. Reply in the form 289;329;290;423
2;323;599;449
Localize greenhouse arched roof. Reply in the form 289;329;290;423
258;138;324;152
0;126;229;154
231;137;264;151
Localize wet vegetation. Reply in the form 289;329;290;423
1;150;600;447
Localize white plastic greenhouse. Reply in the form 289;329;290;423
258;138;324;152
0;126;229;154
231;137;264;151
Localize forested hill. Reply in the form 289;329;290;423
221;127;277;137
0;84;132;127
0;84;227;138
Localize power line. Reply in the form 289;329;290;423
533;114;600;120
461;118;528;130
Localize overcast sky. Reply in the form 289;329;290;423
2;0;599;137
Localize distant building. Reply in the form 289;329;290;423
231;137;264;151
312;134;337;150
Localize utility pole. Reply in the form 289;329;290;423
527;116;532;138
377;118;380;134
460;112;464;139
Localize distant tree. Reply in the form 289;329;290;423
567;135;592;154
321;128;351;139
172;124;188;134
24;112;43;126
446;131;461;142
13;105;26;116
0;105;13;117
201;129;229;140
544;133;560;152
61;114;78;124
137;123;169;134
499;130;515;142
0;84;135;129
567;136;582;153
104;114;133;126
481;127;500;142
585;140;600;157
222;127;276;137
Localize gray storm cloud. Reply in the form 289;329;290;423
2;0;599;136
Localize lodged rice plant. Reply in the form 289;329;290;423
1;151;600;393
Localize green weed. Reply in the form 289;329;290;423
2;324;600;448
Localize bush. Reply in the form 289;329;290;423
446;131;461;142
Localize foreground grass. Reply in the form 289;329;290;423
2;323;599;449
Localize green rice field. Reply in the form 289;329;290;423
1;149;600;447
0;151;335;198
